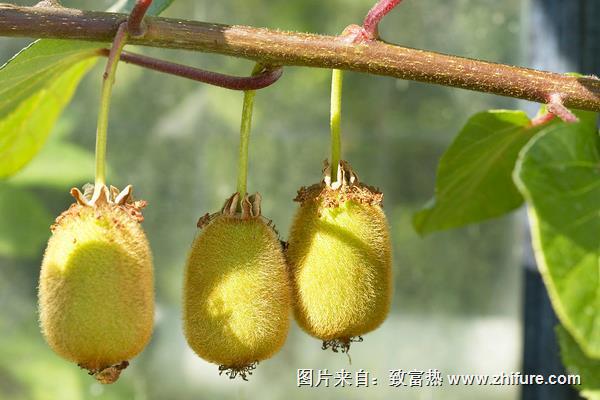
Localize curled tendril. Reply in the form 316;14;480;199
99;0;284;91
97;49;283;91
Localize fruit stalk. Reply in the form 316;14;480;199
236;64;263;199
94;22;128;192
330;69;343;182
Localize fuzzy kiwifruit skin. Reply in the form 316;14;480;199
39;204;154;371
183;215;291;368
286;197;392;341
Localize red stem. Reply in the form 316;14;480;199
362;0;402;39
546;93;579;123
530;113;555;127
530;93;579;126
128;0;153;37
97;48;283;90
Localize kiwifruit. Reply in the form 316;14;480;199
183;193;291;380
38;184;154;384
286;160;392;353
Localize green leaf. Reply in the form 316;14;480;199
0;52;97;179
9;140;95;189
0;185;52;259
557;325;600;399
0;40;101;119
514;112;600;358
0;0;176;180
413;110;543;235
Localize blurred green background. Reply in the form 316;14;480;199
0;0;530;398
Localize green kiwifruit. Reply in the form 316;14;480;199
39;184;154;383
183;193;291;380
286;161;392;353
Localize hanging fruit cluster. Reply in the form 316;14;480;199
36;0;394;384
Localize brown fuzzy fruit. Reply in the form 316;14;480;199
183;193;291;380
286;161;392;353
38;184;154;383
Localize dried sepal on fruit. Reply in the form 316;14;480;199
38;183;154;384
183;193;291;380
286;160;392;353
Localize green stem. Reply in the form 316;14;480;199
330;68;343;181
95;23;128;189
236;64;263;198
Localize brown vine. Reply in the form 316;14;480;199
0;4;599;111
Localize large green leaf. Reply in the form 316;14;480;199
0;41;101;119
0;185;53;259
514;112;600;358
9;140;96;189
0;0;176;179
557;325;600;400
413;110;543;235
0;52;97;178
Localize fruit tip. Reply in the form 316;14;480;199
82;361;129;384
218;361;259;381
321;336;364;354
